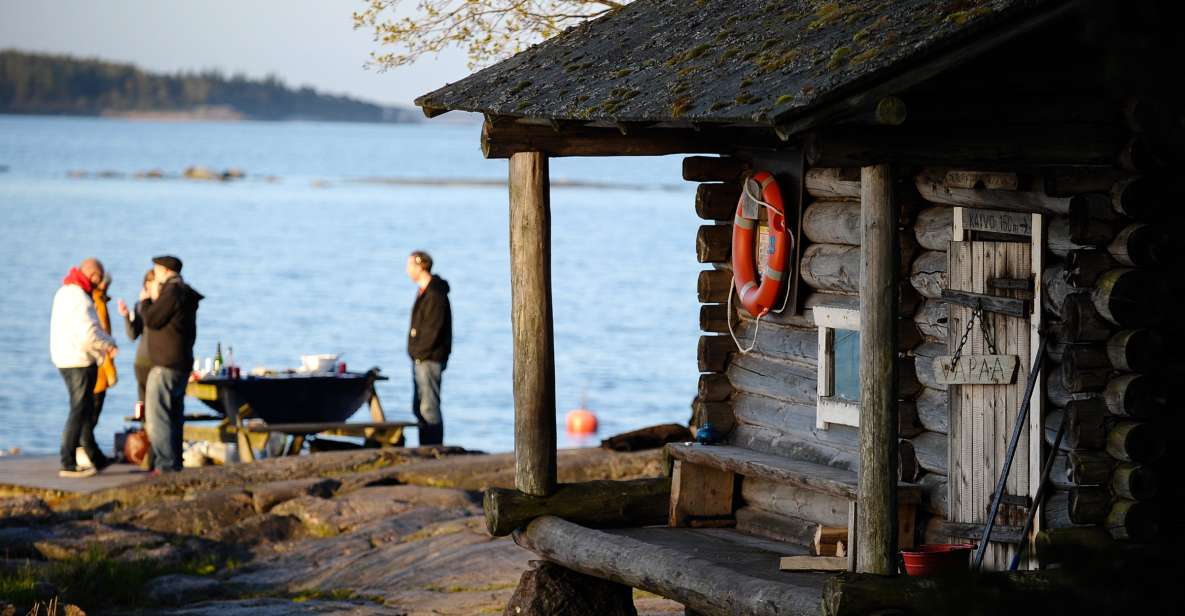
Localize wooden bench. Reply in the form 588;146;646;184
516;515;827;616
666;443;921;563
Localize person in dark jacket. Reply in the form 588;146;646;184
406;251;451;446
116;269;155;405
140;255;202;472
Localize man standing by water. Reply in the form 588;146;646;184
140;256;202;473
50;258;117;478
406;251;451;446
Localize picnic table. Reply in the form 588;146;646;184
181;368;415;462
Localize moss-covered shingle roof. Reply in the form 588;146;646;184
416;0;1066;129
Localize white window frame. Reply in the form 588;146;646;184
814;305;861;430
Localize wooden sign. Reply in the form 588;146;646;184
934;354;1019;385
959;208;1032;236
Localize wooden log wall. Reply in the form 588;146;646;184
904;162;1183;548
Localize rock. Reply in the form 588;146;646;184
145;574;225;606
184;166;218;180
503;560;637;616
270;485;478;535
210;513;305;544
31;520;168;560
600;424;692;452
102;489;256;537
33;580;60;600
249;478;340;513
0;526;53;557
0;495;52;523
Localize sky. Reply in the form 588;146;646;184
0;0;475;108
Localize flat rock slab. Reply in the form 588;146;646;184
0;519;168;560
0;494;52;521
150;598;406;615
0;455;148;496
103;488;257;537
228;512;532;615
249;477;341;513
272;486;480;535
145;574;227;606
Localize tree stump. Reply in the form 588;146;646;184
503;560;637;616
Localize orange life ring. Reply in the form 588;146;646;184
731;170;792;317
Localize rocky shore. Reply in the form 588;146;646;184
0;446;681;615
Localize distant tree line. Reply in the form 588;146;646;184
0;50;419;123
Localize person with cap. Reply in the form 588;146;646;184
50;257;118;477
405;250;451;446
140;255;203;473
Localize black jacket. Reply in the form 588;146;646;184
141;277;203;370
408;275;452;367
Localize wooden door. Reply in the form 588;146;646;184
946;237;1041;571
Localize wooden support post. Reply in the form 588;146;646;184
509;151;557;496
857;163;898;574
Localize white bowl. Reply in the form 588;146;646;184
300;354;339;372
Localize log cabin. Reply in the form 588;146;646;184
415;1;1184;614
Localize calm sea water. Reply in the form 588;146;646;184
0;115;700;456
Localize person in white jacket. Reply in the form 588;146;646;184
50;258;118;477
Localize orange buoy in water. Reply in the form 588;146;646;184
566;409;598;434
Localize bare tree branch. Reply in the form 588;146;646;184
354;0;629;70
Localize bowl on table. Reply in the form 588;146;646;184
300;354;340;373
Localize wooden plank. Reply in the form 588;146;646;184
857;163;898;575
509;151;557;496
1027;214;1044;570
668;444;860;502
941;288;1028;318
813;526;848;556
734;506;818;547
958;208;1033;236
933;355;1020;385
779;555;849;571
244;421;415;433
669;460;735;527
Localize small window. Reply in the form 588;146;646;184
815;306;861;430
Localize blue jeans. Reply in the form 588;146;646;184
146;366;187;472
412;359;444;446
59;365;102;469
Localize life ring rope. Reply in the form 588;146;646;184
727;171;793;355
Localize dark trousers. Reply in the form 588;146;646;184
134;361;151;403
412;359;444;446
59;365;102;469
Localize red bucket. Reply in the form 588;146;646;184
901;544;975;576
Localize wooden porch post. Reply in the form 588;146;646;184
857;163;899;574
509;151;558;496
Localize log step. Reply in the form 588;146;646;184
666;443;921;504
517;516;825;616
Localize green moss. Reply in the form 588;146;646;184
292;588;361;603
507;80;532;95
307;522;340;538
709;101;731;112
670;96;694;118
425;581;517;593
611;68;632;79
808;3;863;30
666;43;712;66
945;6;994;26
827;46;852;70
754;48;801;72
734;93;762;105
849;47;880;66
739;78;753;88
774;94;795;106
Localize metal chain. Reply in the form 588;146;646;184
950;302;998;368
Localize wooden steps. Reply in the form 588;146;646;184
667;443;921;503
517;515;826;616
